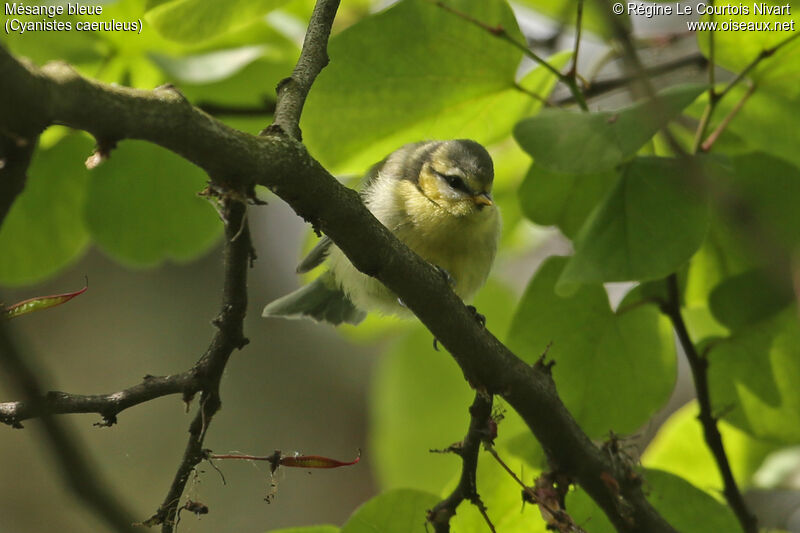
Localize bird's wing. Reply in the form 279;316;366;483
296;236;333;274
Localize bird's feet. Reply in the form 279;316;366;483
466;305;486;328
435;265;456;289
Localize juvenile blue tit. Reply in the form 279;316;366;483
262;139;500;325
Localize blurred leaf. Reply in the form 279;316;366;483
340;489;439;533
145;0;291;43
643;401;779;493
517;164;618;239
709;268;794;331
84;141;222;267
507;257;676;438
302;0;567;173
727;152;800;248
513;84;705;174
709;86;800;170
685;215;756;308
150;45;270;83
697;8;799;97
708;306;800;443
568;469;740;533
0;134;92;286
753;446;800;488
0;19;106;67
557;157;709;291
370;326;474;491
369;280;516;491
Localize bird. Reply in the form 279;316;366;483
262;139;501;326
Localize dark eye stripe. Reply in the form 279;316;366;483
434;170;470;193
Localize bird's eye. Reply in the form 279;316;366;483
435;170;469;193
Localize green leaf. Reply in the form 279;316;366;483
557;157;709;290
708;307;800;443
697;8;799;97
569;469;740;533
709;268;794;331
369;281;517;491
3;283;88;320
84;141;222;267
517;163;619;239
707;86;800;170
447;446;548;532
643;401;778;493
302;0;567;174
0;134;92;286
150;45;270;83
514;0;629;38
513;84;705;174
145;0;291;43
507;257;676;438
269;526;341;533
370;326;474;492
340;489;439;533
727;152;800;248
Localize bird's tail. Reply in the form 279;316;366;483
262;273;366;326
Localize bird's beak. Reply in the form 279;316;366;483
473;192;493;207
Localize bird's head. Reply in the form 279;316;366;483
415;140;495;217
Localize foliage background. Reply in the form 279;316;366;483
1;0;800;532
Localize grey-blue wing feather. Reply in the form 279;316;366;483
262;273;366;326
296;236;333;274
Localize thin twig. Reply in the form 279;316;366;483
556;53;708;105
0;323;137;532
569;0;583;78
694;30;799;153
144;200;252;533
662;275;758;533
485;447;586;533
268;0;341;140
0;371;200;428
427;393;495;533
700;83;755;152
564;0;589;111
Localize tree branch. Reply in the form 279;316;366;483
662;275;758;533
145;199;252;532
0;371;200;428
0;42;678;533
269;0;341;140
0;322;137;532
427;393;494;532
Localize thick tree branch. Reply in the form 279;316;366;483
427;393;494;532
0;371;200;428
662;275;757;533
269;0;341;139
0;45;678;533
0;322;137;532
